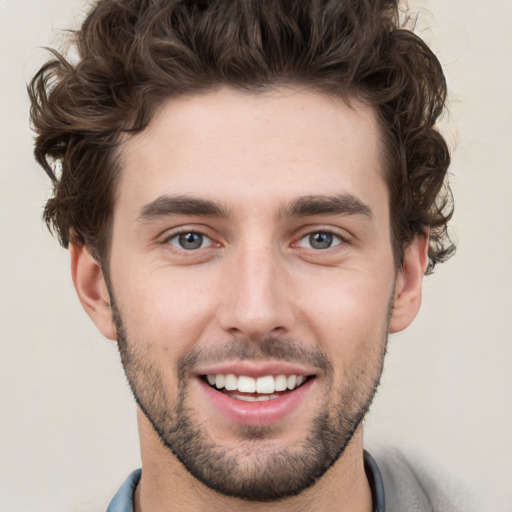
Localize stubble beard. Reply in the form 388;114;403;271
109;294;389;502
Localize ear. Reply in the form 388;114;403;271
70;243;117;340
389;234;429;333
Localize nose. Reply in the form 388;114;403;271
216;243;295;341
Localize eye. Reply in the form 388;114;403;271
167;231;212;250
297;231;343;250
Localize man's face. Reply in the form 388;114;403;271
107;88;398;500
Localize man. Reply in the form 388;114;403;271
29;0;460;510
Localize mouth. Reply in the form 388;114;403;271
195;362;318;425
200;373;313;402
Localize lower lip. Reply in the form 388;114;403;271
197;378;315;426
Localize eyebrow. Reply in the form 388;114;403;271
280;194;373;219
137;193;372;223
137;195;230;222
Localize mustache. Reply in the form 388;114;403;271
177;337;332;380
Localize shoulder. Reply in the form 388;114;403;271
370;447;481;512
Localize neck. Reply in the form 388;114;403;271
134;409;373;512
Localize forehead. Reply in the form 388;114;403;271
116;87;387;218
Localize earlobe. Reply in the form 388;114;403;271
389;234;429;333
70;243;117;340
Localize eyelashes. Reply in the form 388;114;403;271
167;231;214;251
163;228;347;254
295;231;344;250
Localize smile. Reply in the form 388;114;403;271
201;373;312;403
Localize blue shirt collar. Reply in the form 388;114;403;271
106;452;385;511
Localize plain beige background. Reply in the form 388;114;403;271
1;0;511;510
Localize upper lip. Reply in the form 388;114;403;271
193;361;318;378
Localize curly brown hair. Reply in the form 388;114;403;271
29;0;454;273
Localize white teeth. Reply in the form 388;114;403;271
231;393;280;402
274;374;287;391
207;373;308;394
256;375;275;394
237;375;256;393
224;374;238;391
215;374;225;389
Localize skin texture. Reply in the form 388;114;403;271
71;87;427;511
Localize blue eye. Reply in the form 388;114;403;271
298;232;342;250
168;232;211;250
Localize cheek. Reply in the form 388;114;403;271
295;271;392;370
113;266;221;355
